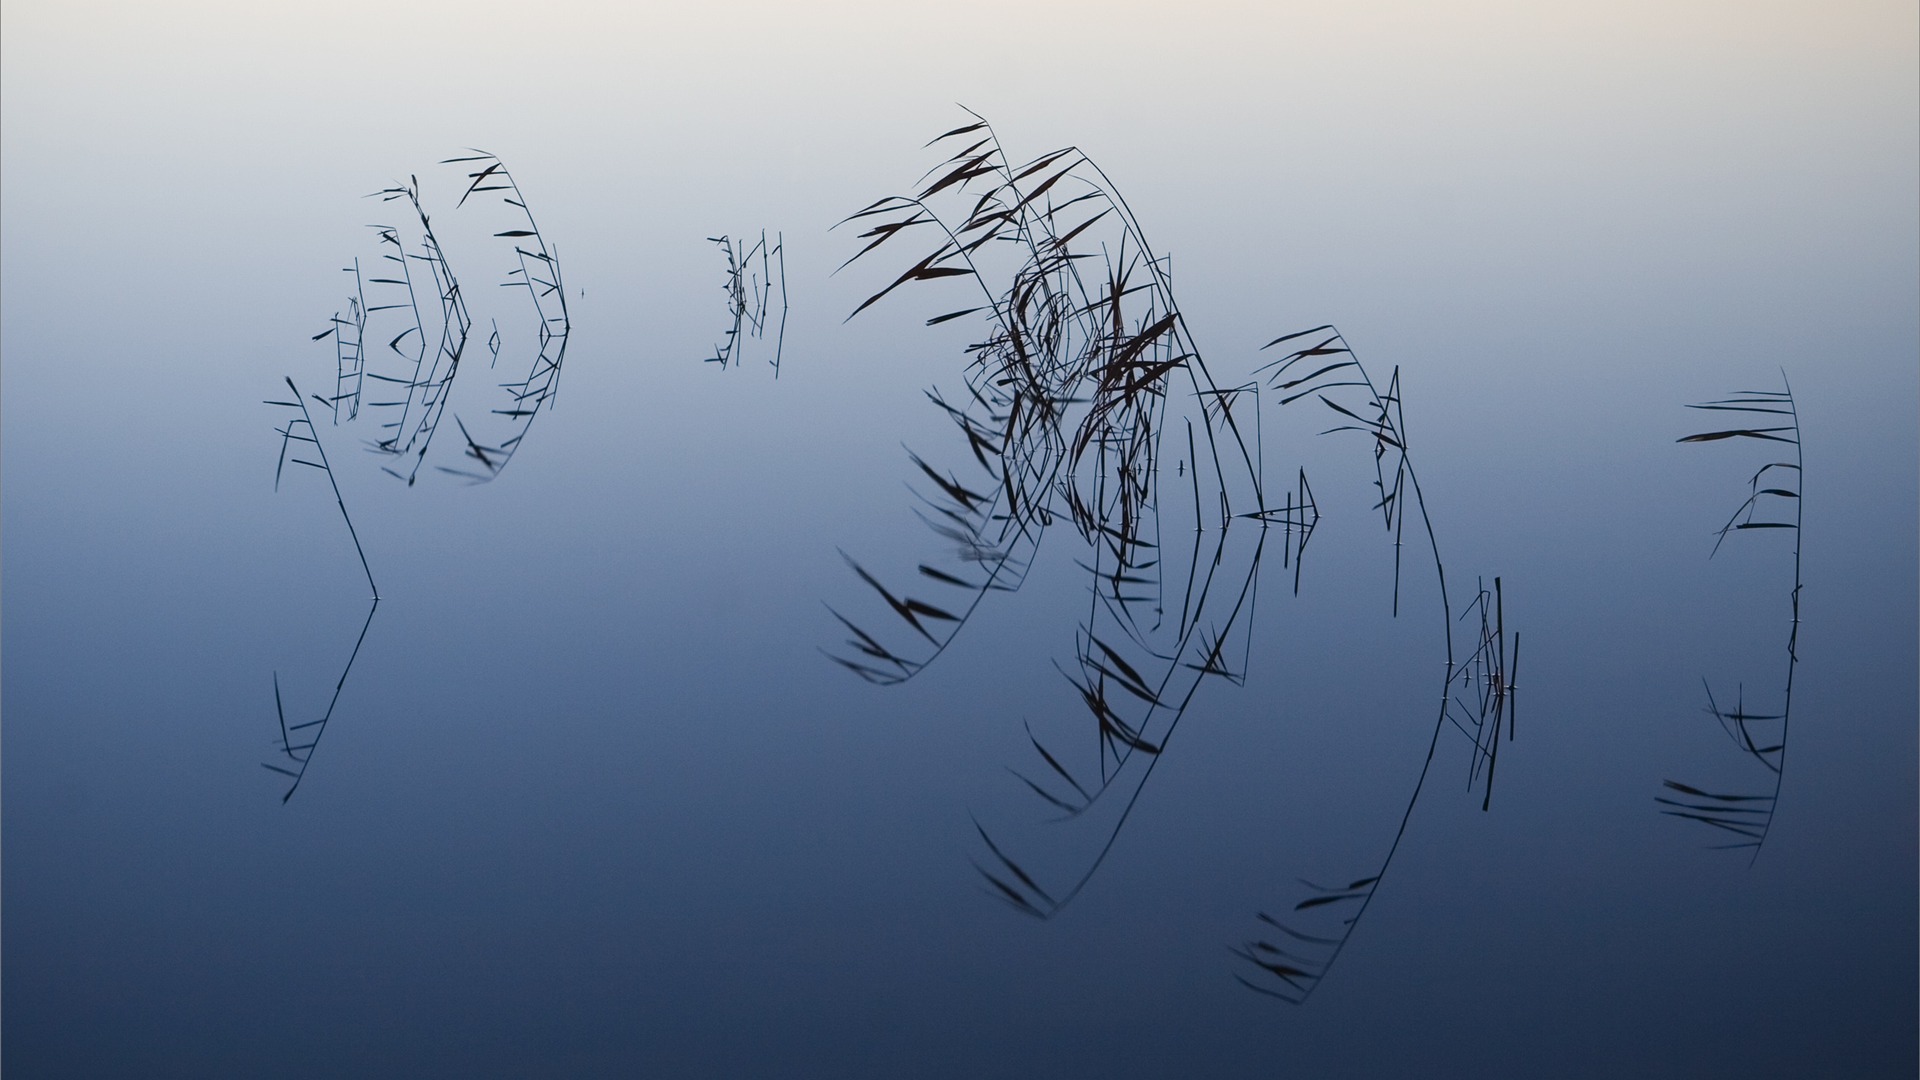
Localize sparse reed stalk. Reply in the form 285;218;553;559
319;259;369;423
360;176;471;485
1658;376;1801;863
436;152;572;481
705;230;787;375
1231;331;1517;1003
263;601;379;803
265;154;571;798
269;377;378;599
829;116;1519;998
264;377;381;801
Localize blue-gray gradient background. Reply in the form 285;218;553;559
4;1;1915;1076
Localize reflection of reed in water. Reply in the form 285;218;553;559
1659;377;1801;862
1232;331;1518;1003
310;152;571;485
263;378;380;802
704;230;787;375
828;111;1292;923
828;116;1521;997
265;602;379;805
261;155;568;797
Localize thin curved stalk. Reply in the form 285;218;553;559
1660;374;1801;863
264;376;382;802
832;112;1286;927
1234;330;1516;1004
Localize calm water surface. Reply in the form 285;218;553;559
4;2;1915;1076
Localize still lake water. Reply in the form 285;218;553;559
4;2;1915;1076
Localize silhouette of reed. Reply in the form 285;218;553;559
263;600;379;803
264;377;380;801
1231;329;1518;1003
319;259;369;423
353;174;471;484
828;110;1264;675
269;377;378;599
705;230;787;375
436;151;572;481
829;111;1347;926
264;154;569;801
310;152;570;483
1658;376;1801;862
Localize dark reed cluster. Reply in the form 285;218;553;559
1229;329;1519;1003
705;230;787;375
263;378;380;802
312;152;571;484
262;116;1547;1003
827;112;1296;925
258;115;1832;1014
825;115;1526;1002
1659;378;1802;861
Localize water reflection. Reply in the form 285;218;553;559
826;115;1520;999
313;153;571;484
252;119;1825;1020
263;154;569;799
826;114;1270;919
1234;332;1518;1002
704;230;787;374
1659;378;1802;860
263;379;380;802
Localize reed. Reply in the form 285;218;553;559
829;118;1521;999
828;110;1277;922
263;377;381;801
435;151;572;481
1231;331;1518;1003
317;259;369;423
308;153;570;483
705;230;788;375
1658;376;1801;862
263;152;571;799
358;175;470;485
